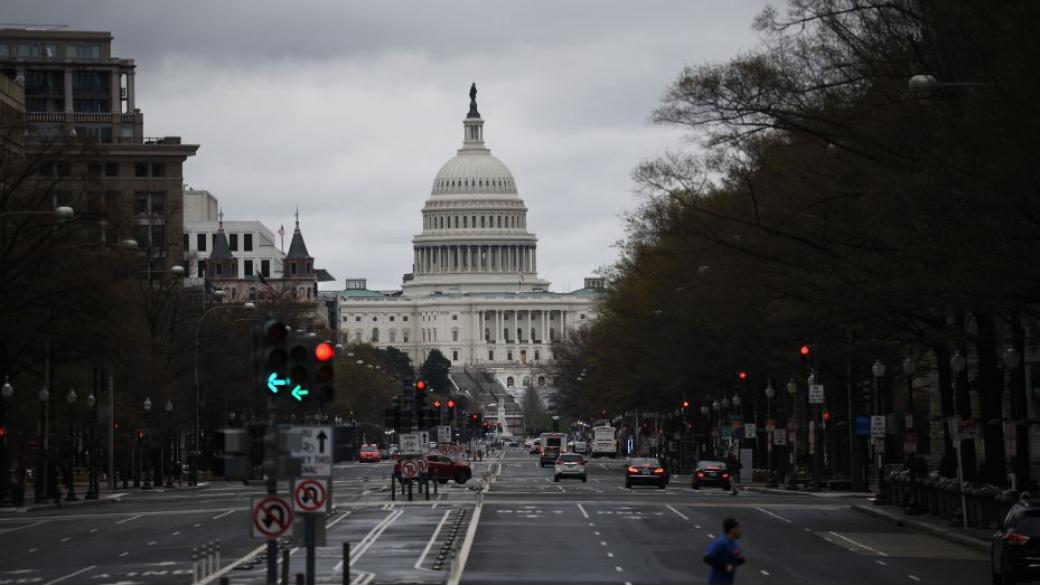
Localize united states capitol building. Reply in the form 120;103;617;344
337;85;604;402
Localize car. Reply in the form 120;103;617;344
357;444;381;463
529;438;541;455
692;460;731;490
524;438;534;449
394;454;473;484
554;453;587;482
572;440;589;454
539;432;568;467
625;457;667;489
992;497;1040;584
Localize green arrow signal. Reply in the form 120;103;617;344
291;385;309;402
267;373;290;394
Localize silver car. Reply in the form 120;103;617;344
553;453;587;482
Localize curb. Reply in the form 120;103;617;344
17;493;125;512
850;504;989;552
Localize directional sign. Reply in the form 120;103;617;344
743;423;756;438
809;384;825;404
871;415;886;439
400;433;422;455
773;428;787;446
292;478;330;513
400;459;419;479
856;416;871;437
437;425;452;443
251;495;294;539
267;373;290;395
289;425;333;477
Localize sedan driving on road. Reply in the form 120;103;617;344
357;444;381;463
692;460;731;490
992;497;1040;584
625;457;667;489
394;454;473;484
554;453;587;482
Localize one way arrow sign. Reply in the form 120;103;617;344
289;426;333;477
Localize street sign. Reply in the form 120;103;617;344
291;478;330;513
400;433;422;455
808;384;825;404
417;458;429;474
400;459;419;479
773;428;787;446
419;431;430;451
743;423;756;438
856;416;871;437
870;415;886;439
289;425;333;477
251;495;294;540
437;425;452;443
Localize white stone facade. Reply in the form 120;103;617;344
338;87;602;387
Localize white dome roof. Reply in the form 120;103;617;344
431;151;518;197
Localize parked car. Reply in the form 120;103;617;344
992;496;1040;584
625;457;667;489
554;453;587;482
692;460;731;490
357;444;381;463
394;454;472;484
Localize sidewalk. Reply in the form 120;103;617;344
743;483;875;499
850;502;991;552
7;481;211;512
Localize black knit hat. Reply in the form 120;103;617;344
723;518;739;533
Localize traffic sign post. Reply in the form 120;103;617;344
400;433;422;455
292;478;330;513
289;426;333;477
437;425;452;444
808;384;825;404
251;495;294;540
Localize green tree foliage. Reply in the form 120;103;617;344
420;349;452;394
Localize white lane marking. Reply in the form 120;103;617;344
115;514;143;525
118;552;128;557
28;547;38;553
59;537;70;542
615;566;624;572
147;541;157;546
761;569;770;575
193;522;202;528
577;503;589;519
42;565;97;585
594;531;600;536
172;531;181;536
600;540;607;546
695;524;702;529
666;505;689;520
414;510;452;570
445;500;482;585
876;560;887;566
708;533;715;539
588;522;595;527
211;509;235;520
607;552;614;558
829;531;889;556
908;576;921;582
0;519;49;534
756;507;793;523
89;528;98;534
625;582;633;585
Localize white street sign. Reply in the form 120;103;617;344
289;425;333;477
808;384;825;404
419;431;430;452
870;415;886;439
291;478;330;513
437;425;452;443
251;496;293;539
400;433;422;455
773;428;787;446
743;423;757;438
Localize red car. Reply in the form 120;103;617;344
358;444;381;463
394;454;472;484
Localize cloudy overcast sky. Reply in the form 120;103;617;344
9;0;772;291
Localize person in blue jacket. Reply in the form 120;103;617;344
704;517;746;584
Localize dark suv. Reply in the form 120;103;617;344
993;497;1040;584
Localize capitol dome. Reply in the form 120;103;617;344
431;153;518;197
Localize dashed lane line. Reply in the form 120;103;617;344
756;507;793;524
876;560;887;566
828;531;889;557
577;503;590;519
115;514;143;525
41;565;97;585
666;505;689;520
211;509;235;520
615;566;624;572
908;576;921;582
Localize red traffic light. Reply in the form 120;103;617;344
433;400;442;409
822;411;832;422
800;345;811;356
470;413;478;420
0;426;6;439
314;341;335;362
682;400;690;408
447;400;456;408
137;430;144;439
415;380;427;391
738;371;748;380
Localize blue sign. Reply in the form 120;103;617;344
856;416;871;437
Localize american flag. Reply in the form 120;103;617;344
255;272;276;299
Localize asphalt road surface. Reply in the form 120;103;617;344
0;448;990;584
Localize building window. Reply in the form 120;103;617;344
372;316;378;321
290;263;297;275
580;314;587;320
549;328;556;341
503;328;509;341
507;351;513;361
531;328;536;341
134;162;148;177
244;260;254;276
183;233;189;251
488;351;494;361
229;233;238;251
104;162;118;177
371;328;379;343
484;328;490;341
523;376;531;386
389;316;395;322
403;331;409;343
355;316;361;322
516;328;522;340
452;329;459;342
390;330;397;343
506;376;514;386
249;287;257;300
403;316;409;322
463;216;468;228
197;260;206;277
197;233;207;252
452;350;459;361
244;233;253;251
261;259;270;277
151;163;165;177
535;350;541;361
452;314;458;321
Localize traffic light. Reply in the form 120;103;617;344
682;399;690;409
738;371;748;381
311;341;335;403
286;337;311;402
136;430;145;443
0;425;6;439
256;319;290;396
800;344;811;357
822;410;832;423
415;379;427;392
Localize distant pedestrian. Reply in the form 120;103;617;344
703;517;746;584
728;452;740;495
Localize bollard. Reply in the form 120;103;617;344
342;542;350;585
425;477;430;501
434;478;438;495
281;548;290;585
192;547;199;583
391;475;396;501
214;539;221;574
408;481;413;501
296;572;305;585
205;542;214;577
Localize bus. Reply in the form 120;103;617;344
590;425;619;458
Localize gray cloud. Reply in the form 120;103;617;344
7;0;773;290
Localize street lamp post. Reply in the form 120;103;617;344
85;393;99;500
0;377;13;506
164;400;173;488
191;302;256;486
786;378;798;489
872;359;889;504
765;381;776;487
142;398;153;489
902;357;920;514
35;387;49;503
65;389;78;501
